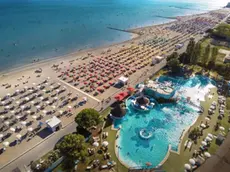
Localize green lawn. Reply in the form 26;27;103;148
199;38;230;66
216;53;226;63
213;23;230;39
163;87;230;172
52;107;127;172
227;98;230;110
200;38;211;49
102;116;128;172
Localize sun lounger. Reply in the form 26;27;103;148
187;141;193;149
198;155;205;162
184;140;188;147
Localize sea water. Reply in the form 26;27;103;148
0;0;227;71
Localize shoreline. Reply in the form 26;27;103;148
0;6;228;171
0;8;222;76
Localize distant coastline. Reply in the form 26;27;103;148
0;0;224;72
0;7;224;76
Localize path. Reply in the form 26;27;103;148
58;79;101;102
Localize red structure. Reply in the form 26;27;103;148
114;92;129;101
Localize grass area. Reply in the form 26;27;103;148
227;98;230;110
199;38;229;66
212;23;230;39
52;107;127;172
151;68;168;80
101;107;112;118
200;38;211;49
102;112;128;172
162;87;230;172
52;163;63;172
216;53;226;63
199;38;211;63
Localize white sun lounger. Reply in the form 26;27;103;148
187;141;193;149
184;140;188;147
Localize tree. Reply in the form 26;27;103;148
186;38;196;63
167;58;180;73
75;108;101;129
179;52;189;64
56;134;88;161
47;150;60;164
201;44;210;66
31;160;50;172
222;80;230;96
167;52;178;62
207;47;218;69
190;42;201;65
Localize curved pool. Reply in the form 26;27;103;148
114;75;215;168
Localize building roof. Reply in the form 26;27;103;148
114;91;129;101
46;116;61;128
118;76;129;83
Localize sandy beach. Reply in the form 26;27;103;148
0;8;230;171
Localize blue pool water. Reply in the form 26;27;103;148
114;75;215;168
0;0;227;71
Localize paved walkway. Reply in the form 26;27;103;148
58;79;101;102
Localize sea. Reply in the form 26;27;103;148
0;0;228;71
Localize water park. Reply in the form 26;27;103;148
101;72;230;172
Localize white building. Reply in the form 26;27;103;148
152;56;164;65
118;76;128;85
46;116;62;132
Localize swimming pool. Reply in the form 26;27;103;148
114;75;215;168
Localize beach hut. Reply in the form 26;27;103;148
118;76;128;85
46;116;62;132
